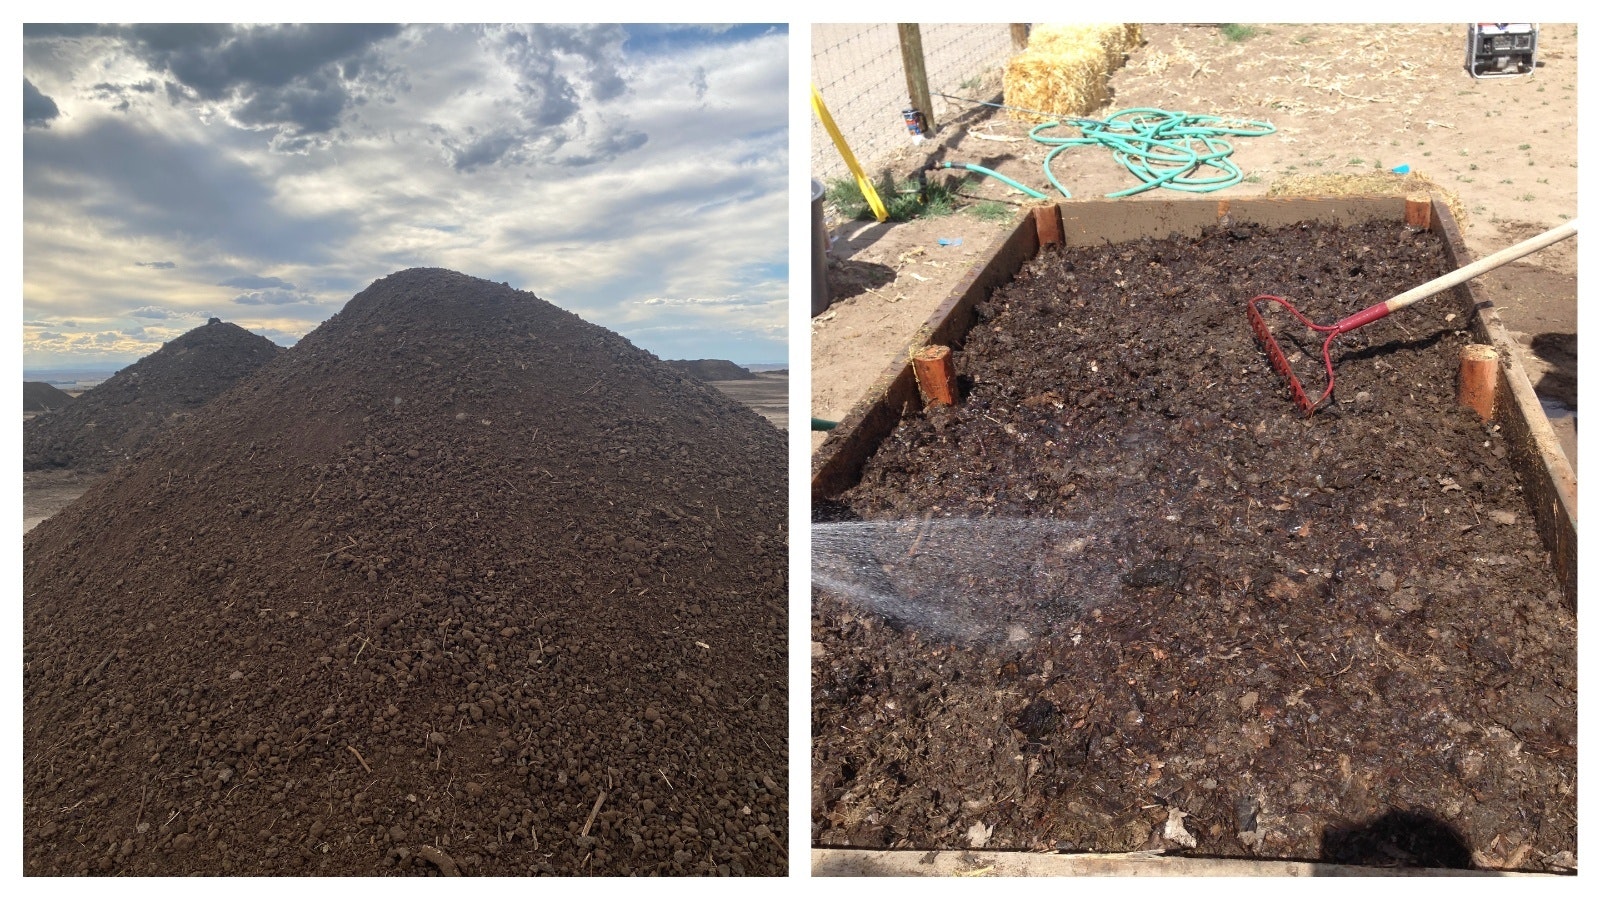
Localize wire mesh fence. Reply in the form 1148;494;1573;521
811;24;1021;184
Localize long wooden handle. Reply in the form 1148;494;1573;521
1384;219;1578;314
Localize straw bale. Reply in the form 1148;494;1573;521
1029;23;1142;59
1004;24;1141;123
1004;47;1107;122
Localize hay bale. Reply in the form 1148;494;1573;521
1004;23;1142;123
1266;171;1468;227
1029;23;1142;59
1004;47;1108;122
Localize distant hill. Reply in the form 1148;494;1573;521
663;359;755;381
23;381;76;412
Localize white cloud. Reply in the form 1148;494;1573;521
23;24;789;369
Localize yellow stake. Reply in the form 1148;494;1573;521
811;84;888;223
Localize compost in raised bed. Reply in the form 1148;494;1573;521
812;220;1575;872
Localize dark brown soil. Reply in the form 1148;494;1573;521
24;381;76;412
812;222;1575;872
24;269;787;876
23;320;283;471
664;359;755;381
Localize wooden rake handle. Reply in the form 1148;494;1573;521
1333;220;1578;335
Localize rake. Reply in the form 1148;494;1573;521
1247;220;1577;414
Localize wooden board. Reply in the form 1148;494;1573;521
811;848;1546;877
1428;198;1578;607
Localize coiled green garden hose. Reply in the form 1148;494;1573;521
1031;108;1275;198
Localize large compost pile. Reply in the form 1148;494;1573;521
812;221;1575;872
23;320;282;471
24;269;788;876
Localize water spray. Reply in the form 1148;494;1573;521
812;516;1129;644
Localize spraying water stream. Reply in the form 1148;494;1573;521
812;516;1131;644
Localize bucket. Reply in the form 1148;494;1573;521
811;179;831;316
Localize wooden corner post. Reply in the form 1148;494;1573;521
913;345;959;407
898;24;936;135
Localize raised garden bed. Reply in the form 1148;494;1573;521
810;198;1576;874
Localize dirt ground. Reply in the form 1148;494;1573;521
22;467;100;534
708;373;790;431
811;23;1577;466
812;220;1575;872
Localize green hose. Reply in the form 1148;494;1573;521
935;161;1048;200
1031;108;1275;198
811;417;838;431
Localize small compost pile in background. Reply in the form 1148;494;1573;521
663;359;756;381
812;221;1575;872
25;269;788;876
23;319;282;471
24;381;76;413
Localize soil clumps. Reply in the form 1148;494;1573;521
24;269;788;876
23;320;282;471
812;222;1574;871
24;381;76;412
665;359;756;381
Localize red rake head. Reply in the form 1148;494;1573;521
1246;294;1339;416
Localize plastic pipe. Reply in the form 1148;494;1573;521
936;161;1048;200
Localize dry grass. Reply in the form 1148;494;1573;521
1266;170;1468;226
1248;25;1446;115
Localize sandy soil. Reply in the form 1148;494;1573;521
811;23;1577;465
22;468;99;534
708;373;790;431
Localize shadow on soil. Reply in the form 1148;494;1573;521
1529;331;1577;408
1320;808;1474;870
825;259;897;304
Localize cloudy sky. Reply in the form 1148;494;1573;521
22;23;789;372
